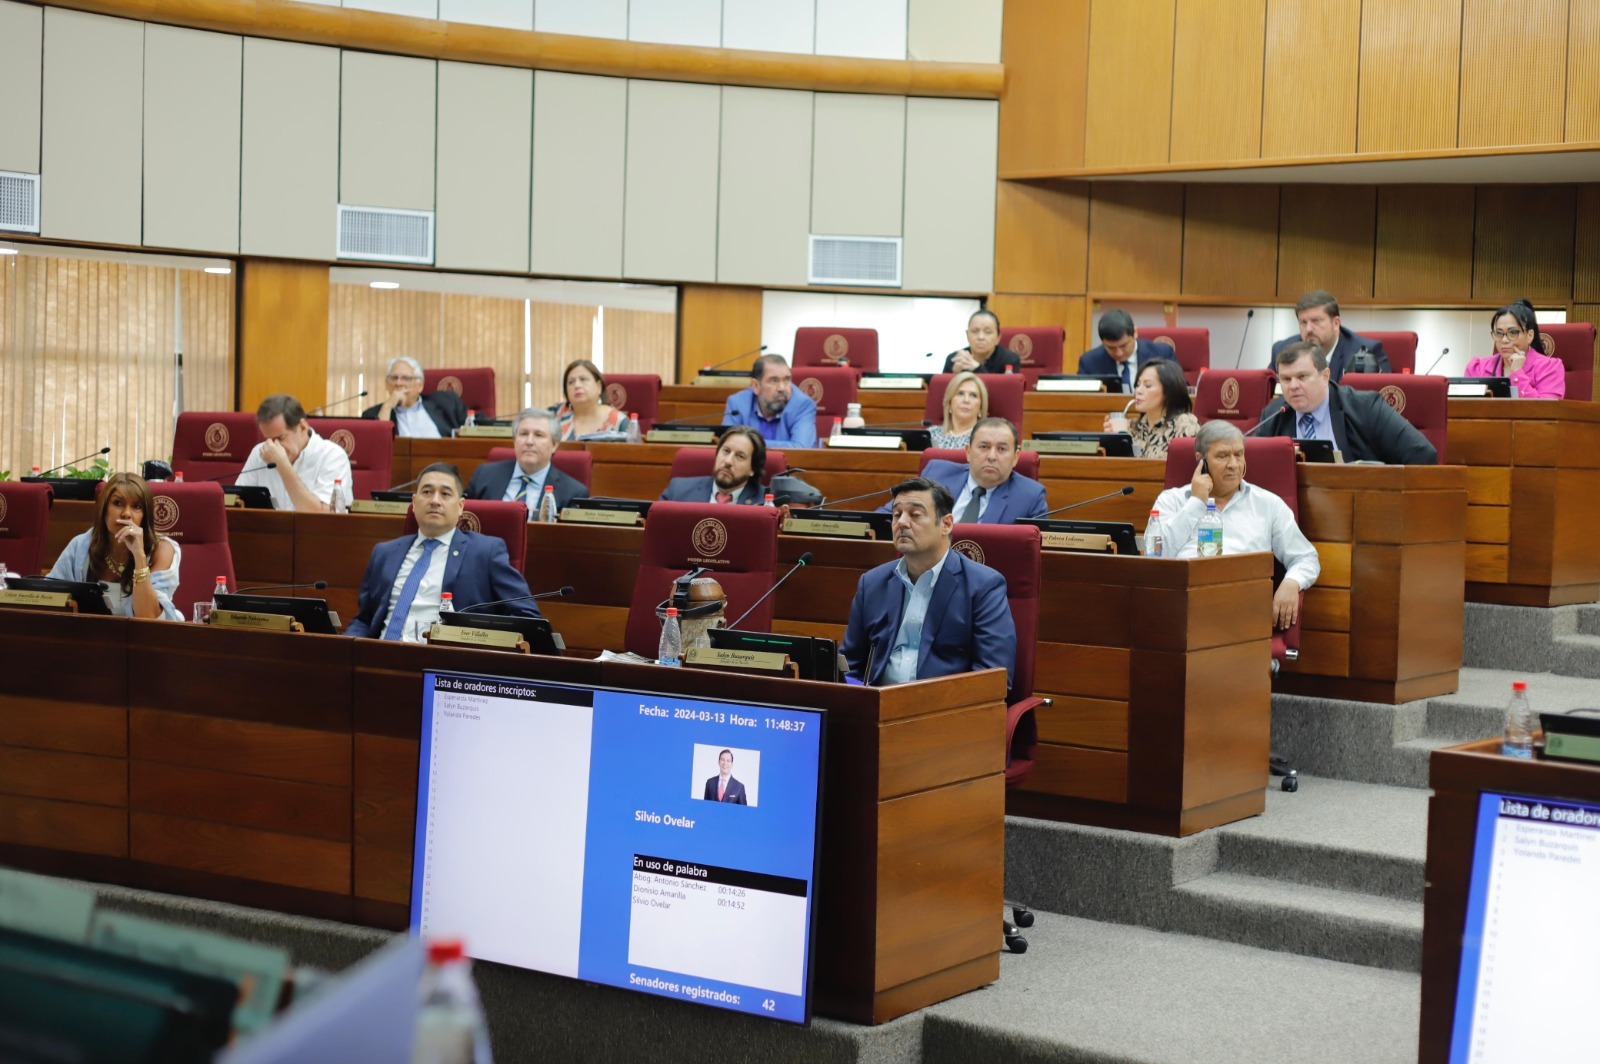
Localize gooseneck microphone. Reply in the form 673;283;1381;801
1421;347;1451;376
36;446;111;478
727;553;812;629
815;486;896;509
1233;308;1255;368
1037;485;1135;519
381;474;422;493
233;580;329;593
201;462;276;483
658;412;728;426
702;344;767;372
459;585;575;614
308;390;369;415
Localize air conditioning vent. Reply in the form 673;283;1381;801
809;235;902;287
0;171;40;234
337;204;434;264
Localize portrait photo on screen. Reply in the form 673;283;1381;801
692;744;761;808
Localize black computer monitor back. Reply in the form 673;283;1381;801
4;576;112;615
214;593;339;634
709;628;840;682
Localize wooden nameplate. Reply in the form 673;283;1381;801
647;428;719;444
683;646;798;678
425;623;529;653
209;609;304;632
1024;439;1106;456
456;425;514;438
783;516;875;538
0;589;76;612
1040;531;1118;553
561;506;644;526
349;500;412;515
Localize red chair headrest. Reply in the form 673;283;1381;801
791;366;859;417
1195;369;1276;428
669;446;788;479
1341;373;1448;461
920;448;1041;482
793;327;879;371
428;367;498;419
926;373;1026;429
1163;437;1300;517
999;327;1065;374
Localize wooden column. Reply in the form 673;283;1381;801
238;258;330;413
676;283;762;384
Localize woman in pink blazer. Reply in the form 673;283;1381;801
1464;300;1566;399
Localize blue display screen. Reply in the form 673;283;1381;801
410;671;825;1024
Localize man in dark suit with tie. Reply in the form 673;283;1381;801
360;356;469;437
345;463;540;640
879;418;1047;524
1076;309;1175;393
1268;290;1390;382
465;409;587;514
702;749;748;805
659;427;767;505
1256;341;1436;465
843;477;1016;692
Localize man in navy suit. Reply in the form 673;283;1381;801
345;463;539;640
1077;309;1175;393
702;749;748;805
843;477;1015;691
1267;290;1390;382
465;409;587;514
880;418;1047;524
659;427;767;505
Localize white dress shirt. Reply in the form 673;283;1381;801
236;429;354;512
951;474;994;521
385;527;457;642
882;549;951;685
394;401;441;439
501;463;551;508
1152;481;1320;590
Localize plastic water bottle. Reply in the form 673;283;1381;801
537;485;559;523
439;592;454;615
842;403;865;429
1502;680;1535;759
330;479;349;514
0;561;9;590
764;494;776;508
1004;364;1015;374
625;414;642;443
830;417;843;440
174;471;185;483
195;574;228;624
465;409;477;429
1143;508;1164;558
412;939;493;1064
1196;499;1223;557
658;607;682;667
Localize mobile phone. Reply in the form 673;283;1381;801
1199;457;1211;476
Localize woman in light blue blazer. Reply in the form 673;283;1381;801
51;472;182;620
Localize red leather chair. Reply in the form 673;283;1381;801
485;448;594;491
1342;373;1449;462
602;374;661;432
1144;327;1210;385
1362;331;1418;374
1540;322;1596;401
669;446;787;480
427;367;497;421
1164;437;1302;664
403;499;530;575
926;373;1026;431
624;502;780;657
793;366;859;440
307;418;396;500
171;412;262;482
0;481;53;576
1000;326;1065;389
793;327;878;372
920;448;1041;482
140;481;235;620
1195;369;1276;429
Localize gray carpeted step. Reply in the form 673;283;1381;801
1577;604;1600;636
922;913;1420;1064
1552;633;1600;679
1165;872;1422;972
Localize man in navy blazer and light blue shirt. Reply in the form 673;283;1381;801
879;418;1047;524
721;354;818;448
659;427;768;505
844;477;1016;692
1076;309;1175;393
346;463;539;641
465;408;587;513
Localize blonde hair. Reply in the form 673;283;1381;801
941;371;989;432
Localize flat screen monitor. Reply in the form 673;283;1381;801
221;485;275;509
1036;373;1125;394
1295;439;1338;464
842;426;933;451
1032;431;1137;457
1448;790;1600;1063
1017;518;1140;556
1447;376;1513;398
411;671;826;1024
708;628;839;682
4;576;112;615
435;611;563;655
213;594;340;635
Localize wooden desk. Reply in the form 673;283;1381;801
0;611;1005;1026
1448;398;1600;606
1418;738;1600;1062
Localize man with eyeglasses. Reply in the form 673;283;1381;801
1256;341;1436;465
361;356;469;437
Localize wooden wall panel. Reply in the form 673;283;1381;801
1567;0;1600;143
0;1;43;174
1087;183;1183;295
1260;0;1359;159
1574;186;1600;304
240;259;330;412
677;284;761;384
1277;184;1376;299
1472;184;1576;303
1083;0;1175;169
1181;184;1279;297
988;295;1089;357
1374;185;1475;302
1357;0;1463;153
994;181;1089;295
997;0;1089;175
1169;0;1266;164
1459;0;1567;148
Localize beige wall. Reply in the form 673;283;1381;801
530;71;627;279
436;61;532;272
240;39;340;259
0;2;42;175
144;26;242;253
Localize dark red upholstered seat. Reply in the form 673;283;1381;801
427;367;497;420
0;481;53;577
141;481;235;619
1143;326;1210;385
485;448;594;491
793;327;879;372
306;418;395;501
1361;331;1418;374
1540;322;1596;401
792;365;859;440
1195;369;1276;429
1000;326;1065;389
602;374;661;432
669;446;787;480
403;499;530;575
1342;373;1448;462
624;502;780;657
926;373;1026;431
171;412;261;482
920;448;1040;482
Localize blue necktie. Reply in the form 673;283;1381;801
382;538;441;641
1298;412;1316;439
516;474;534;511
1120;362;1131;391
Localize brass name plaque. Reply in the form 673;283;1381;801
692;376;743;388
1024;439;1103;455
783;517;873;538
0;589;72;608
456;425;514;438
561;507;643;526
859;377;926;390
647;429;719;444
222;492;246;508
349;500;412;515
427;624;524;650
1040;531;1116;553
684;646;790;672
210;609;298;631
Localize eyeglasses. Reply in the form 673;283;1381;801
386;374;421;384
1491;329;1525;341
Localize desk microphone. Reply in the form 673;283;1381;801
200;462;276;483
308;390;369;415
816;486;895;508
701;344;767;372
1037;485;1134;518
233;580;328;593
1243;412;1281;437
36;446;111;478
1233;308;1254;368
727;552;812;629
381;474;421;493
459;585;574;613
1421;347;1451;376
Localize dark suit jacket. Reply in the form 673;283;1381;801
345;529;538;639
1076;338;1175;391
465;460;587;510
841;547;1015;694
1270;327;1390;382
941;345;1022;374
877;459;1047;524
703;775;747;804
1258;383;1437;465
361;391;469;437
659;476;764;505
